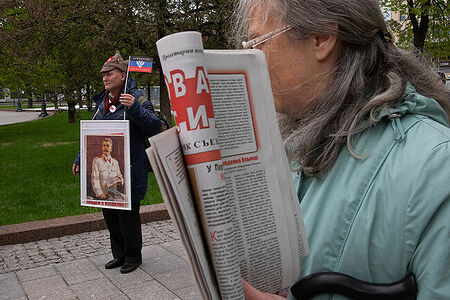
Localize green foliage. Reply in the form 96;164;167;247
0;111;162;226
0;0;234;123
381;0;449;58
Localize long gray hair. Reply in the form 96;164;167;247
233;0;449;176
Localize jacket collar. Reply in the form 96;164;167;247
376;83;449;127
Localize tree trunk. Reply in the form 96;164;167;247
68;102;76;123
53;92;59;109
408;0;430;52
65;90;76;123
159;72;171;127
27;90;33;108
77;88;82;107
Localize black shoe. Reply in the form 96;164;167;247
105;258;124;269
120;260;142;274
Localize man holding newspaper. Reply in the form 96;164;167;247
234;0;449;299
73;51;160;274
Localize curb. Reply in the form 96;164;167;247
0;203;169;246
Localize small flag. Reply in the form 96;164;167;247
129;56;153;73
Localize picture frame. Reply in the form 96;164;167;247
80;120;131;210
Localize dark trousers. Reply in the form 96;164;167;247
102;202;142;263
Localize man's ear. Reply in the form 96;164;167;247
312;28;338;62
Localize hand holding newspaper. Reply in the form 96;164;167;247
147;31;309;299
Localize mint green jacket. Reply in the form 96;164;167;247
288;85;449;300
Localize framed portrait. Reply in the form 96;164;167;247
80;120;131;210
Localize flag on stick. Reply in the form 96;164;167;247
124;56;153;95
129;56;153;73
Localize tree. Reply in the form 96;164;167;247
381;0;449;58
1;0;234;123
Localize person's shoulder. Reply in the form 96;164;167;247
132;90;147;107
400;84;449;144
93;90;106;104
402;114;449;154
93;156;102;162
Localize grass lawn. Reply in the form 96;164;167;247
0;111;163;226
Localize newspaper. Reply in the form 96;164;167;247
148;31;309;299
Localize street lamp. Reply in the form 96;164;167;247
39;94;48;117
16;84;23;112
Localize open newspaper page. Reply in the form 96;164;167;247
153;31;309;299
146;127;220;300
205;49;309;293
157;32;244;300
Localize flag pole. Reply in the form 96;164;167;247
124;56;130;94
123;56;131;121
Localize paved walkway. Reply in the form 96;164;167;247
0;110;200;299
0;220;200;300
0;110;45;126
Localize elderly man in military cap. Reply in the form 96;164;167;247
73;51;161;274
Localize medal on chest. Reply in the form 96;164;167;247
109;105;116;113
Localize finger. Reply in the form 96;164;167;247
72;164;79;175
120;94;134;102
241;279;283;300
120;100;130;107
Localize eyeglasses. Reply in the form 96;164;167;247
242;25;292;49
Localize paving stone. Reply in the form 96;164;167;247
173;284;203;300
23;242;36;249
141;244;174;259
152;265;196;290
0;273;27;299
71;249;88;259
4;257;16;263
21;275;76;300
16;265;58;282
140;254;190;276
5;265;20;272
12;244;24;250
0;219;182;275
88;253;111;267
144;237;165;245
56;258;104;285
147;228;174;242
120;279;181;300
160;240;189;261
71;277;127;300
31;255;45;262
99;249;110;255
61;254;76;262
0;220;193;299
100;266;154;290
